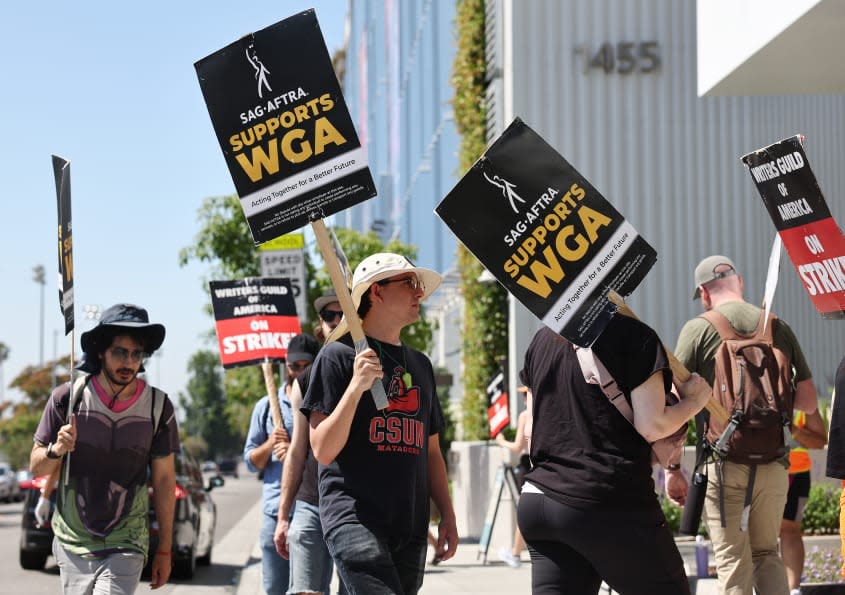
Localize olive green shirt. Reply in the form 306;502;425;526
674;300;812;386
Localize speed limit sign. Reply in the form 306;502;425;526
259;233;307;322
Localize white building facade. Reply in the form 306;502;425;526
489;0;845;402
341;0;845;421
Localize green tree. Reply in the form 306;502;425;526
0;357;71;467
311;227;433;353
453;0;509;439
179;195;435;440
178;350;242;458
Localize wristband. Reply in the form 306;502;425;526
666;463;681;471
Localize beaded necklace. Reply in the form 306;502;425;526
372;338;412;387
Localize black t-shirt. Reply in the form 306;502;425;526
826;356;845;478
302;334;445;542
294;365;319;506
521;314;671;508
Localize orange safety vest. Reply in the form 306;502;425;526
788;410;812;474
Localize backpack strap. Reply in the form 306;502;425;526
149;386;166;436
752;313;793;443
574;346;634;424
699;309;751;453
575;345;686;468
699;309;742;341
66;374;92;422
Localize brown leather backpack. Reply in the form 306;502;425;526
701;310;794;464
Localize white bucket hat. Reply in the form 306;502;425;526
327;252;442;342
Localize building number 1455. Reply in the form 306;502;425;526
573;42;661;75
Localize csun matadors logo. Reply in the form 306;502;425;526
245;42;272;99
484;171;526;214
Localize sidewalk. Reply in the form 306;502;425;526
236;531;535;595
234;526;715;594
234;514;840;594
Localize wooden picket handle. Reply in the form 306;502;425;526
261;359;283;428
310;217;389;409
606;291;730;425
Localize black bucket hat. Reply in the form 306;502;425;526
77;304;165;373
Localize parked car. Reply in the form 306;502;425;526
18;475;54;570
217;458;239;479
147;450;224;579
201;460;219;474
20;451;224;579
0;463;20;503
17;469;34;494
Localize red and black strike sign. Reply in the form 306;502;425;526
742;135;845;319
486;371;510;438
209;278;302;368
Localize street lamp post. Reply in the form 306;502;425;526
32;265;46;367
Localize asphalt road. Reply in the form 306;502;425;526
0;465;261;595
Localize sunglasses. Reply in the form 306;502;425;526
286;361;309;372
108;347;149;363
377;275;423;292
319;308;343;323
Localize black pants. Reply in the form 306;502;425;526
517;492;690;595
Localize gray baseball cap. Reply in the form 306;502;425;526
692;255;738;300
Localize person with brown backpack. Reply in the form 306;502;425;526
675;255;820;595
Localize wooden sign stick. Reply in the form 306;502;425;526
607;291;729;425
310;217;389;410
261;358;283;428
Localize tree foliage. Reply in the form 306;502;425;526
178;350;242;458
178;195;435;444
178;195;260;281
0;357;71;467
452;0;509;440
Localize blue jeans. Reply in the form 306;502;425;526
288;500;337;594
324;523;426;595
261;513;290;594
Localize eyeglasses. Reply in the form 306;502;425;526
108;347;149;363
319;308;343;323
377;275;423;292
286;361;309;372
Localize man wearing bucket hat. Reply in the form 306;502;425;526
30;303;179;593
302;252;458;595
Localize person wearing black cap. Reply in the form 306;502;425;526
244;333;320;594
274;294;348;595
30;303;179;593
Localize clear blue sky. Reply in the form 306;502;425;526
0;2;347;407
